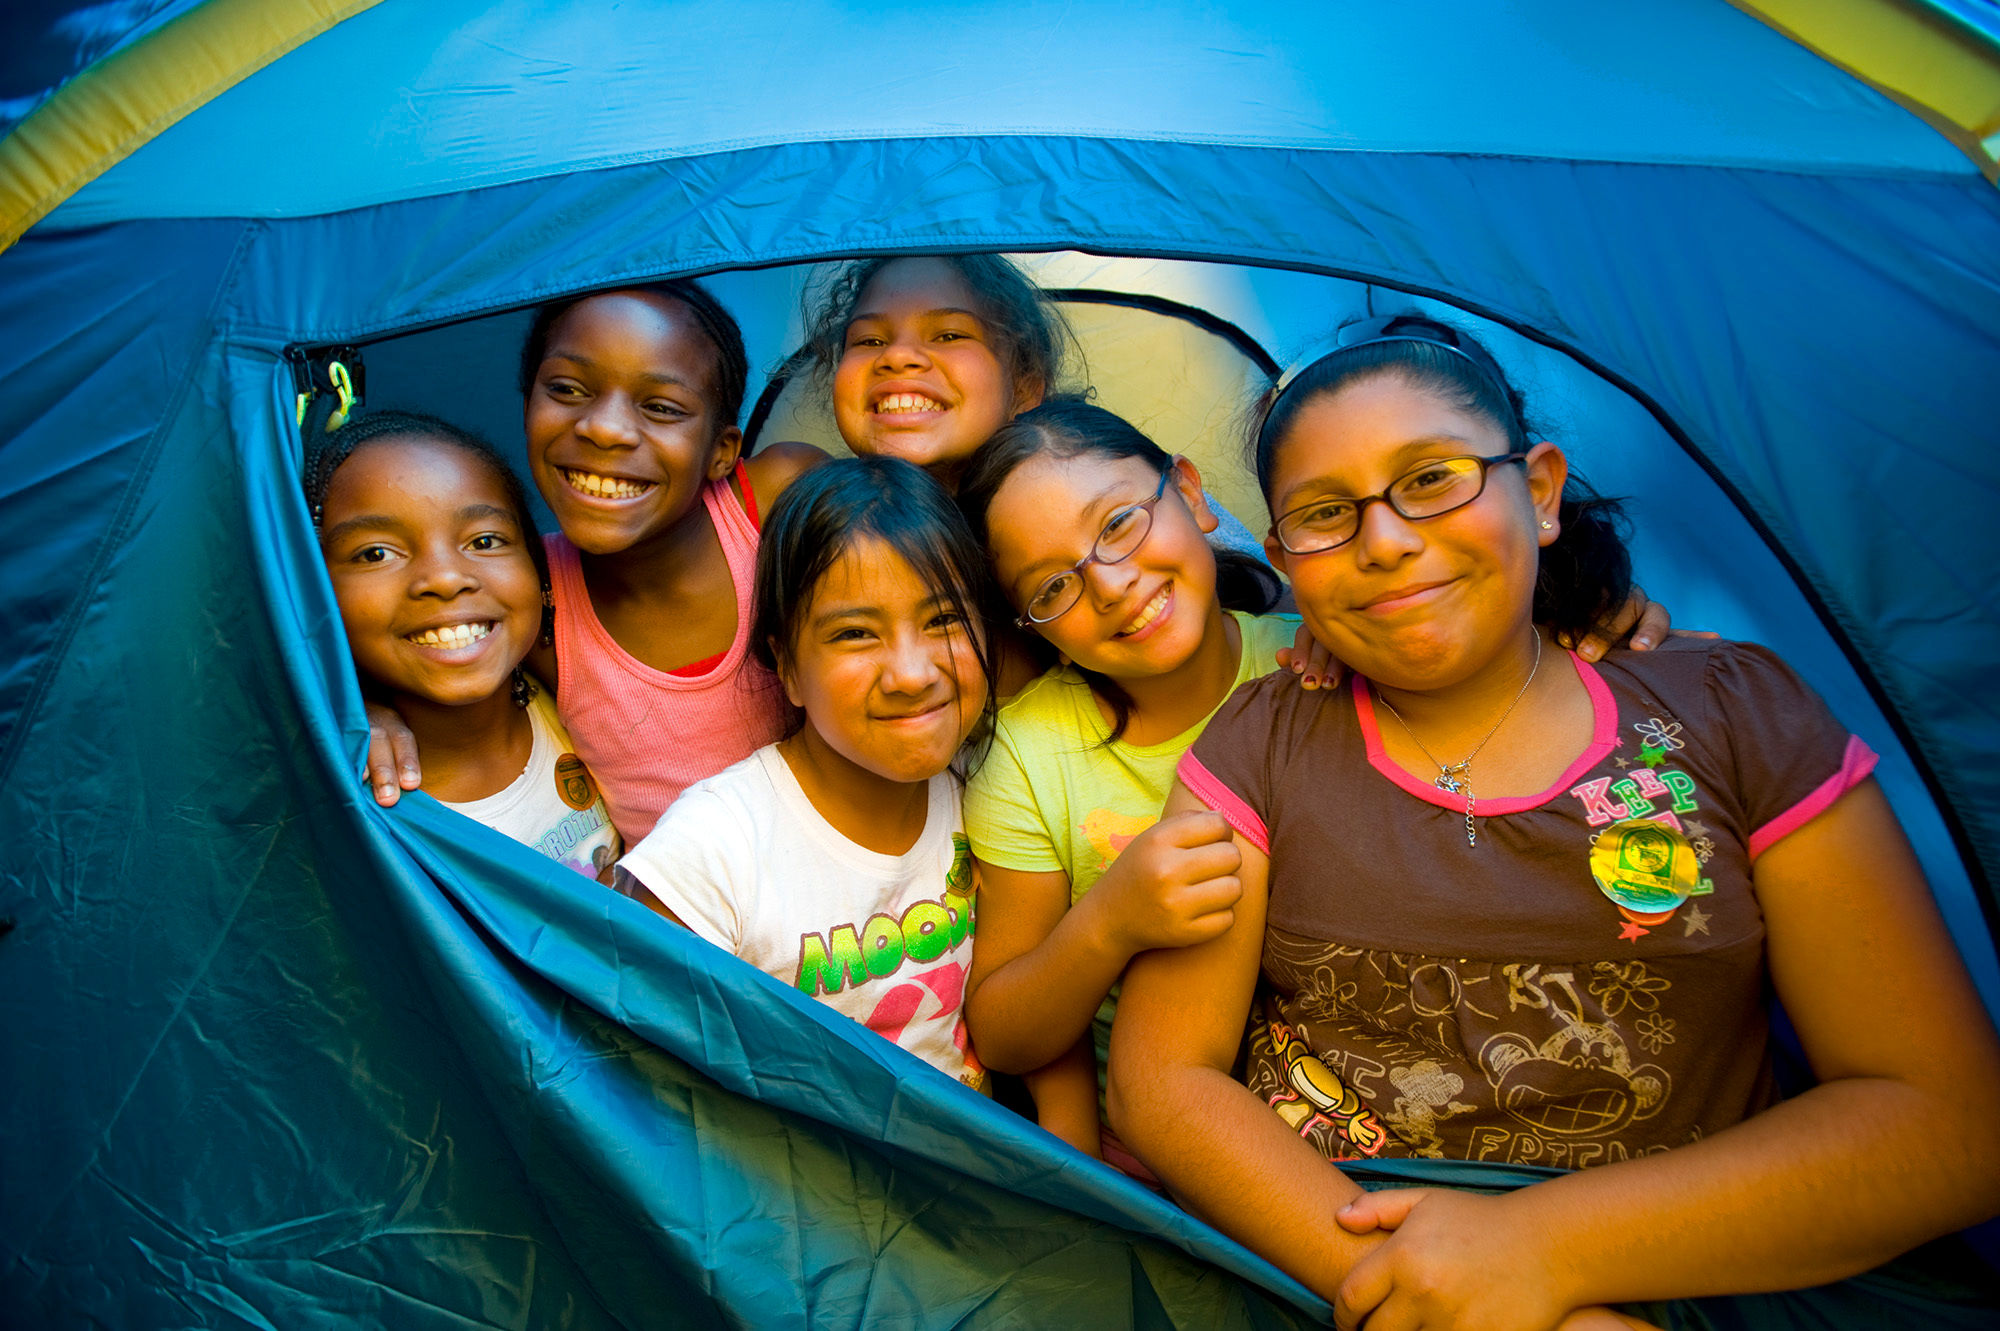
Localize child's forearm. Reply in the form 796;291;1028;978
1025;1038;1103;1158
965;888;1135;1073
1502;1074;2000;1310
1107;1058;1378;1303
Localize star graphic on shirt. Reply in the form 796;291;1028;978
1613;755;1630;769
1618;920;1650;942
1683;903;1712;937
1686;818;1710;840
1639;744;1668;767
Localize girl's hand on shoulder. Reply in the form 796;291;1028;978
363;700;421;806
1561;585;1701;662
1093;810;1242;955
1333;1188;1578;1331
1274;622;1346;691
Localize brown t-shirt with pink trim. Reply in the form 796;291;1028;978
1177;638;1875;1170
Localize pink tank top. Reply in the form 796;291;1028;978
546;466;792;842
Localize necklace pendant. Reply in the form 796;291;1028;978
1434;766;1469;794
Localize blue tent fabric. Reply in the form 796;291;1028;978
6;1;2000;1324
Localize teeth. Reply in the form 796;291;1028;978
1120;586;1171;637
561;468;653;499
409;622;493;649
874;393;945;414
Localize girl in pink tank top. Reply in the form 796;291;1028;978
361;280;824;840
544;463;784;841
521;283;825;841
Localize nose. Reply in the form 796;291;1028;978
1352;495;1424;569
411;543;479;599
879;628;946;696
876;328;930;373
575;393;641;448
1083;555;1140;610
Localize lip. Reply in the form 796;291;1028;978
553;463;659;503
876;698;955;725
1112;583;1174;641
1357;578;1456;615
401;616;504;660
866;381;950;417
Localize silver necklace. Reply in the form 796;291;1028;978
1375;632;1544;847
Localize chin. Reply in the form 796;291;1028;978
1343;633;1474;693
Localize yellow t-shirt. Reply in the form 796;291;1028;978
963;611;1301;1082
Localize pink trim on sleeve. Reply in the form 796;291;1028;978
1176;752;1270;855
1747;734;1878;862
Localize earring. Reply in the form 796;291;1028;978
1539;520;1554;530
539;587;555;647
510;667;535;708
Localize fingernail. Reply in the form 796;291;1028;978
1303;675;1318;689
1291;661;1304;674
1634;635;1655;651
376;784;396;803
402;766;419;781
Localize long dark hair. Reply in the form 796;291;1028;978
1251;321;1630;643
517;278;750;431
752;456;1000;776
799;254;1075;406
958;399;1281;744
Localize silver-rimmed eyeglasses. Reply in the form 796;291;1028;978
1016;467;1177;626
1271;453;1529;555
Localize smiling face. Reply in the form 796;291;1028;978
831;258;1040;484
320;436;542;711
524;291;741;556
984;451;1224;684
1262;372;1565;693
778;533;988;787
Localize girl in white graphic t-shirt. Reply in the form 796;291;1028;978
618;456;998;1089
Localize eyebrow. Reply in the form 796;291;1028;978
808;590;952;629
539;351;695;390
321;504;517;546
848;306;984;326
1274;435;1478;509
1009;480;1146;582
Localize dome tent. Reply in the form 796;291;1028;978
4;0;2000;1326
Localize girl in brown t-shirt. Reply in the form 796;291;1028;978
1105;315;2000;1327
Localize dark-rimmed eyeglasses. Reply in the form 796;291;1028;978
1271;453;1529;555
1016;467;1177;626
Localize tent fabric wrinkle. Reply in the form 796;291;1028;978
5;1;2000;1326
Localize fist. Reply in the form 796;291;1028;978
1102;809;1242;954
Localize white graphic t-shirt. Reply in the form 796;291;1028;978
443;687;621;879
617;745;986;1091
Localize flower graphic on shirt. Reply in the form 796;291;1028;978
1587;960;1671;1017
1635;1012;1676;1054
1633;717;1686;752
